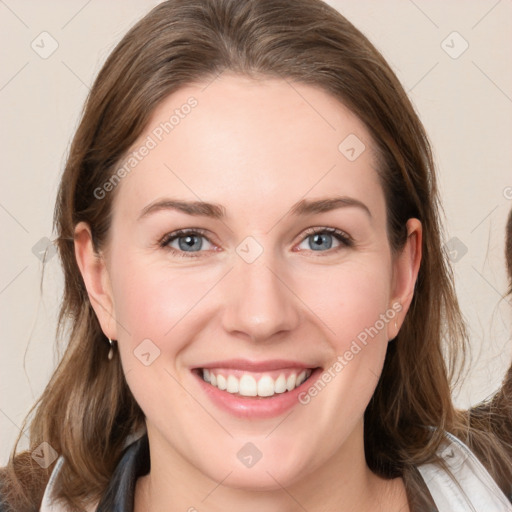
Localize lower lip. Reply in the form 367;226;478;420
193;368;323;419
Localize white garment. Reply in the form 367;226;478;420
40;432;512;511
40;458;73;512
40;457;97;512
416;431;512;511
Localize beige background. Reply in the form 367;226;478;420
1;0;511;465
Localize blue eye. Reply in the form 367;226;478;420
308;232;334;251
175;234;203;251
297;227;353;253
159;226;352;258
160;229;214;257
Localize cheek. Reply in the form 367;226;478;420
294;262;393;447
108;250;228;373
293;259;393;416
110;254;210;336
298;258;393;348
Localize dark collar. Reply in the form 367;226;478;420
95;434;150;512
93;430;512;512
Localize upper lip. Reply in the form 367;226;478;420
193;359;319;372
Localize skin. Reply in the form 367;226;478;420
75;73;422;512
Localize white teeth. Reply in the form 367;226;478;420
286;373;296;391
216;374;227;390
239;375;257;396
257;375;275;397
274;374;287;393
201;369;312;397
226;375;239;393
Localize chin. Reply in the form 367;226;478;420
216;469;297;492
202;453;310;492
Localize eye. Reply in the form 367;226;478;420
296;227;353;253
159;228;215;257
158;226;353;258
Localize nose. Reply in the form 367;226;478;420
220;253;301;343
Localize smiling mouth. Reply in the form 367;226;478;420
195;368;316;398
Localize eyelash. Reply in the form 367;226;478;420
158;227;354;258
158;228;213;258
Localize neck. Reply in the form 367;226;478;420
134;422;409;512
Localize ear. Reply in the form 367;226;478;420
74;221;118;340
388;218;422;340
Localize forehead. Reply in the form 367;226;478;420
111;73;384;224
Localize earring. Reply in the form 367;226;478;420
395;320;399;334
108;338;114;360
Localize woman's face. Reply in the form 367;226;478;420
76;73;421;490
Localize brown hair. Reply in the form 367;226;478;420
2;0;511;510
464;206;512;499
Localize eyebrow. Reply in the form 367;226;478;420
290;197;371;218
137;195;371;221
138;199;226;220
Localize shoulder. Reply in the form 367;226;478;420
40;433;149;512
417;431;512;511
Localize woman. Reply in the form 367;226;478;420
1;1;511;510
